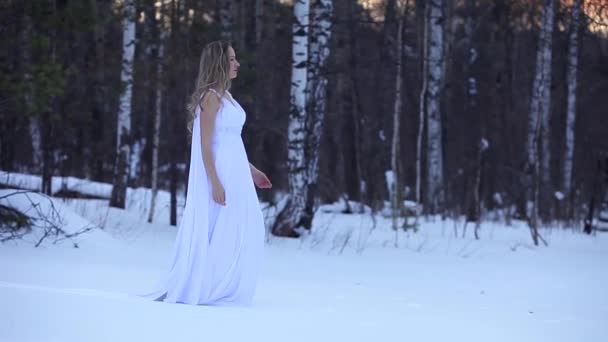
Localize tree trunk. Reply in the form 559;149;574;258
41;113;53;195
596;157;608;232
391;3;405;231
272;0;310;237
465;0;479;223
348;0;364;210
526;0;554;220
149;3;166;223
424;0;445;214
416;0;429;210
110;0;136;209
168;0;181;226
302;0;333;228
562;0;581;209
90;0;109;181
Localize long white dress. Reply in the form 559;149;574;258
142;90;265;306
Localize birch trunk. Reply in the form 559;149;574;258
425;0;445;214
526;0;554;219
272;0;310;237
302;0;333;228
110;0;136;209
562;0;581;198
148;4;166;223
416;0;429;210
391;5;404;231
540;0;554;208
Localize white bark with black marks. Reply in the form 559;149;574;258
424;0;445;214
305;0;333;210
272;0;310;237
110;0;136;209
526;0;554;202
526;0;556;241
563;0;581;197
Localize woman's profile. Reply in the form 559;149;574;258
141;40;272;306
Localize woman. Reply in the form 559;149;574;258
142;40;271;306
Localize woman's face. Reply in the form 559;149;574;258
228;46;240;79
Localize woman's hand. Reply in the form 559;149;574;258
252;169;272;189
212;181;226;205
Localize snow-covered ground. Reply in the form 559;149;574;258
1;172;607;342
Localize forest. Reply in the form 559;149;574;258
1;0;608;242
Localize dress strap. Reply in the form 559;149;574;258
198;89;223;103
207;88;223;99
197;89;224;113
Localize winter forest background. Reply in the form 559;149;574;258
2;0;607;241
2;1;608;340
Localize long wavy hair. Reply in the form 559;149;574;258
186;40;232;135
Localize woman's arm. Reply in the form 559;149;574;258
248;162;258;175
199;92;225;204
249;162;272;188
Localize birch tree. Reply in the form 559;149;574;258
148;2;166;223
391;2;405;232
303;0;333;227
110;0;136;209
562;0;582;202
526;0;554;220
416;0;429;210
272;0;310;237
464;0;481;227
422;0;445;214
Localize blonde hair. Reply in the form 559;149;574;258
187;40;232;135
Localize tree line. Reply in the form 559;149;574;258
1;0;607;240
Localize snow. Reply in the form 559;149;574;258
480;137;489;151
0;171;183;224
1;173;608;341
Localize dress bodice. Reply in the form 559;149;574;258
195;90;246;140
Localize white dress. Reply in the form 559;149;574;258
142;90;265;306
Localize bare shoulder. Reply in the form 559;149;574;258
199;90;222;117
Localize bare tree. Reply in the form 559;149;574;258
148;2;167;223
416;0;429;212
303;0;334;227
348;0;365;212
110;0;136;209
562;0;582;211
528;6;553;247
526;0;554;221
423;0;446;214
391;1;405;232
272;0;310;237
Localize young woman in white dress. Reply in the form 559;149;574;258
142;40;272;306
